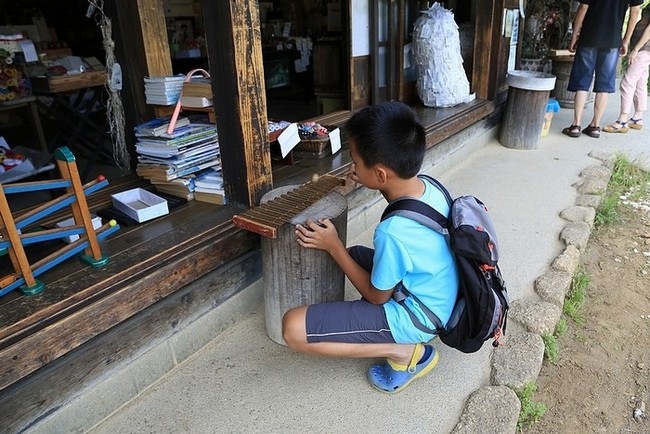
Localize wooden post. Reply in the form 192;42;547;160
261;186;348;345
499;71;556;150
201;0;273;208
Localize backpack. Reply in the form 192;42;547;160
380;174;509;353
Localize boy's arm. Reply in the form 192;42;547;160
296;219;392;305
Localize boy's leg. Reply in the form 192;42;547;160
282;304;417;365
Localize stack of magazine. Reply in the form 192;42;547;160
143;75;185;105
134;116;223;202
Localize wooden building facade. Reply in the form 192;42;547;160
0;0;521;430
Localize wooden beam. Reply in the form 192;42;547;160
472;0;499;100
135;0;173;76
201;0;273;207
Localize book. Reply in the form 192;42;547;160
135;124;217;145
135;116;190;136
194;190;226;205
194;173;223;190
143;75;185;85
137;152;221;172
152;182;195;201
183;79;212;97
144;75;185;105
181;96;213;108
136;142;219;160
136;159;221;181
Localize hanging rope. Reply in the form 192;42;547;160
88;0;130;172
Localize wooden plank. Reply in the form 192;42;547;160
472;0;499;100
0;222;259;390
202;0;272;208
0;251;261;434
31;71;107;94
136;0;173;77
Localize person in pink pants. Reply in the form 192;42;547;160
604;9;650;133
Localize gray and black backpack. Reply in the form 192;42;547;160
381;175;509;353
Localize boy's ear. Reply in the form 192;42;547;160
374;166;388;184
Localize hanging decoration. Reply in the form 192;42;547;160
413;3;475;108
88;0;130;172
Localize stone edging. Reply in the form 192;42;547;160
450;150;615;433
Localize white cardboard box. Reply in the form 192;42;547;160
56;215;102;243
111;188;169;223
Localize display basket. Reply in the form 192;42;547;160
294;125;334;159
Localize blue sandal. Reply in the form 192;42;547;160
367;343;439;394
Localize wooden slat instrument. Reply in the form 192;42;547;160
232;175;345;238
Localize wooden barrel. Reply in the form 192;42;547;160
552;56;594;109
500;71;556;150
261;185;348;345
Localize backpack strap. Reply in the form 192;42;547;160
416;174;454;207
393;283;444;334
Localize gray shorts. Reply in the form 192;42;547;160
305;300;395;344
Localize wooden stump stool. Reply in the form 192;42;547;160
261;185;348;345
500;70;556;150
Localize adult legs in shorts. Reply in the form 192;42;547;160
565;47;618;138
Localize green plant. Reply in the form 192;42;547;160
595;154;650;228
555;317;568;337
564;267;589;325
517;382;548;431
522;0;577;58
542;332;559;363
542;318;567;363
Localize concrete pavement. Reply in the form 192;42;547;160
75;95;649;434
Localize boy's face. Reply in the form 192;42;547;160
348;139;379;189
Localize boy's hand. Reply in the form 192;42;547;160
295;218;341;253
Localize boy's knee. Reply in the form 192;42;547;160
281;307;303;349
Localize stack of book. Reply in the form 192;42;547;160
134;117;222;202
193;167;225;204
180;76;213;108
143;75;185;105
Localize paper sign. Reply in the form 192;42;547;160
277;123;300;158
294;58;307;73
18;40;38;62
329;128;341;155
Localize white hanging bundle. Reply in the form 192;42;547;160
413;3;475;108
89;0;130;173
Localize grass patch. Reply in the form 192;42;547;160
542;318;569;364
564;267;589;325
595;155;650;228
554;317;568;337
542;333;559;364
517;382;547;431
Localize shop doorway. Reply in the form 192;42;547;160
259;1;350;122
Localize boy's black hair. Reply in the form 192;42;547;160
345;101;426;178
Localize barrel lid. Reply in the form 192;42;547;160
506;70;556;91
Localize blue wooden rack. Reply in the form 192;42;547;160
0;147;120;297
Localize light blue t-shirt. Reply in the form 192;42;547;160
371;178;459;344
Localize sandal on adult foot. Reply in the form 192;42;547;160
602;121;629;133
582;125;601;138
367;343;439;394
629;118;643;130
562;125;581;138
